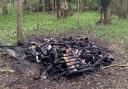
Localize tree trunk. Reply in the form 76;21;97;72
17;0;24;45
103;5;111;25
59;0;69;18
77;0;80;25
97;0;112;25
2;4;8;15
118;0;127;19
51;0;56;15
80;0;83;12
11;0;15;7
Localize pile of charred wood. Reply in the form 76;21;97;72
23;37;114;78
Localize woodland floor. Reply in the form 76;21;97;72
0;32;128;89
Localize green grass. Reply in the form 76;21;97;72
0;10;128;46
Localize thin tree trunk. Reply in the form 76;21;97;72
77;0;80;25
60;0;69;18
51;0;56;15
118;0;127;19
12;0;15;7
2;4;8;15
17;0;24;45
80;0;84;12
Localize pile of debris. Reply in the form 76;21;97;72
23;37;114;78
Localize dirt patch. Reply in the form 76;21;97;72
0;35;128;89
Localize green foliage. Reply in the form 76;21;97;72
84;0;100;10
25;0;39;4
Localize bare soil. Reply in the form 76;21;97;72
0;34;128;89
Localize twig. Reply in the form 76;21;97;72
28;83;38;89
102;64;128;69
0;68;15;73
